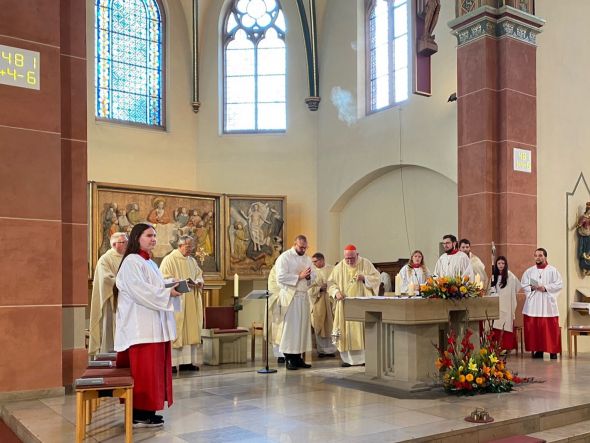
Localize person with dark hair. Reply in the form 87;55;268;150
459;238;487;288
490;256;520;351
115;223;181;427
434;234;474;280
275;235;315;370
520;248;563;360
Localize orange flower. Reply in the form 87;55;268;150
479;348;488;356
435;358;443;370
482;365;491;375
495;372;504;379
505;371;513;380
465;373;474;382
458;374;466;383
475;377;484;385
497;362;505;370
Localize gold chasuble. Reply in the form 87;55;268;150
328;257;380;352
160;249;204;348
308;264;334;338
89;248;123;355
266;265;285;346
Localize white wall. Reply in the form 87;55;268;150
315;0;458;263
536;0;590;350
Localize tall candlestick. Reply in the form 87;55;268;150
394;274;402;296
408;282;415;296
234;273;239;298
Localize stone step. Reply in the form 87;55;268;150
526;419;590;443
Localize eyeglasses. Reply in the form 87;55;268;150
115;241;128;244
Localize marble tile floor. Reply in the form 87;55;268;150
4;353;590;443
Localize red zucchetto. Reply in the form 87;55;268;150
344;244;357;251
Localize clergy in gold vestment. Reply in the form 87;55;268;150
159;236;204;371
328;244;380;367
309;252;337;356
460;239;488;289
89;232;128;356
266;265;285;362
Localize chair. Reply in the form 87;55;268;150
250;321;267;362
201;307;249;365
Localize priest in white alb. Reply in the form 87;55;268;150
159;235;204;371
266;265;285;364
521;247;563;360
459;238;488;288
309;252;337;357
275;235;315;370
434;234;474;280
89;232;128;356
328;244;380;367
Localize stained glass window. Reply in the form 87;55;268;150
95;0;165;127
223;0;287;133
367;0;409;113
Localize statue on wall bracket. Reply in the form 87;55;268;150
576;202;590;276
418;0;440;56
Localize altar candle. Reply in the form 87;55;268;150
475;274;481;284
234;273;239;298
408;282;415;296
394;274;402;295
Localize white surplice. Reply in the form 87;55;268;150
521;265;563;318
398;265;430;294
434;251;474;280
490;271;520;332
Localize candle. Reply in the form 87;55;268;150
394;274;402;296
475;274;481;284
234;273;239;298
408;282;415;296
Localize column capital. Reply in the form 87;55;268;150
448;4;545;47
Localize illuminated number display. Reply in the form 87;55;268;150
0;44;40;90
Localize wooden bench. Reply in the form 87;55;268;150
568;325;590;358
75;366;133;443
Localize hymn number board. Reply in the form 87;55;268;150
0;44;40;90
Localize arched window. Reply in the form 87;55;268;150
366;0;409;113
95;0;165;127
223;0;287;133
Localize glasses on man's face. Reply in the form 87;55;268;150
115;241;128;244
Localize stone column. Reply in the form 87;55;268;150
449;1;544;279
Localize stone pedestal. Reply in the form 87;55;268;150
344;296;499;391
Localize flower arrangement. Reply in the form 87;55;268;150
435;326;526;395
420;275;485;300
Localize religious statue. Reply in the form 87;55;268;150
576;202;590;275
418;0;440;55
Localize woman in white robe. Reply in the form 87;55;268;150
398;250;431;295
490;256;520;351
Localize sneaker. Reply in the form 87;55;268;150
550;353;558;360
133;417;164;428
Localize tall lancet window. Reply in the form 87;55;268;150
223;0;287;133
95;0;165;127
366;0;409;113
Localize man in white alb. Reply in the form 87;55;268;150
521;248;563;360
275;235;315;370
434;234;474;280
309;252;338;357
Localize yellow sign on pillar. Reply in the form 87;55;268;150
0;44;40;90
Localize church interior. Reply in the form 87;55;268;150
4;0;590;441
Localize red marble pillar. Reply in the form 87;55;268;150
0;0;87;394
450;6;544;280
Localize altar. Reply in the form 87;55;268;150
343;296;499;391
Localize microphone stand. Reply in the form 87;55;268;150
258;290;277;374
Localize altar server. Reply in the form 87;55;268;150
397;250;431;294
490;256;520;351
521;248;563;360
434;234;474;280
460;238;488;289
328;244;380;367
115;223;181;427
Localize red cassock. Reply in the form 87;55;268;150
492;328;517;351
117;341;173;411
523;315;561;354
